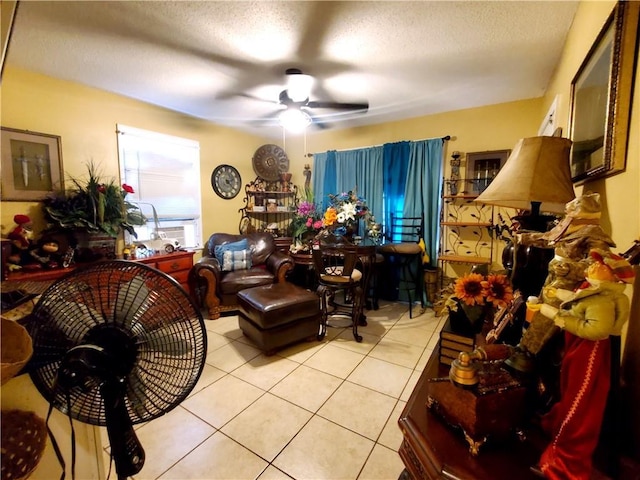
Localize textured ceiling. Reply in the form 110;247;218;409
6;1;579;138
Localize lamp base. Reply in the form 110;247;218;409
502;240;554;299
513;213;557;232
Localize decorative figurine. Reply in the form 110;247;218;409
6;214;34;268
303;164;311;195
535;249;634;480
280;172;292;192
28;238;61;269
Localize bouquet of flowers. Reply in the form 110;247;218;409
289;191;324;253
291;201;323;238
444;271;514;334
322;189;372;237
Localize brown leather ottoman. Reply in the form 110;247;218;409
237;282;321;355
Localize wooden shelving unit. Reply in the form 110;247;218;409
438;185;494;280
238;177;298;237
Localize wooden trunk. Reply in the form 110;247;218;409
426;364;526;455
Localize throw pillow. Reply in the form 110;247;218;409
214;238;249;263
221;249;252;272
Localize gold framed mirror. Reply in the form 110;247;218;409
569;1;639;184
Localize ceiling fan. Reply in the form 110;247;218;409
265;68;369;131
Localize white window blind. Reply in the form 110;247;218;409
117;124;202;248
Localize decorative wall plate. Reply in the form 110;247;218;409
252;144;289;181
211;164;241;199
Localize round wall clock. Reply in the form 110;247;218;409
252;144;289;181
211;164;241;199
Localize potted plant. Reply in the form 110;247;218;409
444;271;514;335
41;162;146;260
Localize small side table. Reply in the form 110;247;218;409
289;252;316;290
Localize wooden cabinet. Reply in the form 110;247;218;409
136;250;194;292
239;177;298;237
5;251;195;294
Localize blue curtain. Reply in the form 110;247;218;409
312;150;337;211
313;147;384;228
314;138;444;259
403;139;443;267
382;141;411;242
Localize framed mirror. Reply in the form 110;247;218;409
569;1;639;184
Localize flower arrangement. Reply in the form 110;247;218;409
42;162;146;238
322;189;377;238
289;192;324;253
444;271;514;333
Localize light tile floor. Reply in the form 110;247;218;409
102;301;447;480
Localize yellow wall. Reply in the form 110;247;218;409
0;67;270;243
540;0;639;251
1;65;542;261
2;0;637;258
285;97;542;177
283;97;543;273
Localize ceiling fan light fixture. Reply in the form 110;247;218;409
286;72;313;102
279;108;311;132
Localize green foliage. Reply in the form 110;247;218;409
42;162;146;238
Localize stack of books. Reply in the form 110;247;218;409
438;318;475;365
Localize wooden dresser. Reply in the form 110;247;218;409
4;250;195;295
135;250;194;292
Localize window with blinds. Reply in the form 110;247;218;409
117;124;202;249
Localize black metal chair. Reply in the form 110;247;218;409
312;232;365;342
378;214;425;318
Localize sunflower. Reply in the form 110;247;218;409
454;273;486;306
482;274;514;309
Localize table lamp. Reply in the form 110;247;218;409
475;136;575;299
475;136;575;232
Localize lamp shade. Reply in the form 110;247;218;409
475;136;575;214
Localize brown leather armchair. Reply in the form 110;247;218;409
189;232;294;319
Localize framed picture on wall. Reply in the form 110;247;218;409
465;149;510;195
0;127;64;201
568;1;639;183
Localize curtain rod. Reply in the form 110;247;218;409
304;135;451;157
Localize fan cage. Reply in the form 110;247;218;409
28;260;207;426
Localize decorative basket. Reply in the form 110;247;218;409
1;318;33;385
1;409;47;480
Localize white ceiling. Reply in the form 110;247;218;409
6;1;579;138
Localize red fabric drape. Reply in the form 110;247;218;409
539;332;611;480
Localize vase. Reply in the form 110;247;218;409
299;231;317;250
74;230;117;263
344;223;358;243
447;299;486;336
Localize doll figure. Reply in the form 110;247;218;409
541;193;616;307
29;239;61;269
540;192;615;306
535;249;634;480
7;214;34;268
520;193;616;353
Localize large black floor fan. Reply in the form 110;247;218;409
25;260;207;479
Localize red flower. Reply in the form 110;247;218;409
97;184;106;193
122;184;135;194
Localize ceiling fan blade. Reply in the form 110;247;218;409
307;101;369;112
249;109;283;127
